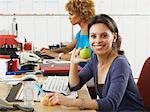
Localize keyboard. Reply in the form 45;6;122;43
42;76;70;96
34;51;54;59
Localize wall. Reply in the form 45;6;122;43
0;0;149;76
94;0;150;76
0;0;72;48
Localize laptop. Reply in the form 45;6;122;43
34;51;54;59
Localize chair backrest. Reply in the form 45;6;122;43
137;57;150;110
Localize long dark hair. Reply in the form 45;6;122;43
88;14;124;55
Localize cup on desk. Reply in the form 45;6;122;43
23;81;35;107
23;72;36;107
24;42;32;51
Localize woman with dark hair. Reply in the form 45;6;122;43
44;14;144;111
87;14;124;55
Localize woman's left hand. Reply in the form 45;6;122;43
47;93;73;106
71;48;90;64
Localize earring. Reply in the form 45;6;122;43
112;41;117;51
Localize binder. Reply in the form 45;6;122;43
6;83;22;102
40;64;81;76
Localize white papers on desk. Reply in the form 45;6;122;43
16;85;77;102
16;76;77;102
0;59;9;76
15;84;41;102
0;76;21;85
16;85;78;102
43;59;70;65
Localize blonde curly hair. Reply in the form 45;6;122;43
65;0;95;23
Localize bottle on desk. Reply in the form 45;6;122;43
23;81;34;107
23;72;36;108
11;17;18;37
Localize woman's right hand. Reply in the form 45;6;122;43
40;48;48;55
40;48;49;55
40;48;55;57
71;48;90;64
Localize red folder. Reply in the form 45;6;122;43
0;35;19;45
40;65;81;74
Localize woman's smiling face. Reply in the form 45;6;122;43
89;23;116;56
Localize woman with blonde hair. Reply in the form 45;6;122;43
40;0;95;65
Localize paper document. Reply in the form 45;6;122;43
0;75;26;85
16;76;77;101
43;59;70;65
0;75;22;82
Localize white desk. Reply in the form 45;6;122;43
0;76;96;112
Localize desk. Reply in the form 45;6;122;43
0;77;95;112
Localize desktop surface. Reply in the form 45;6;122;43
0;76;95;112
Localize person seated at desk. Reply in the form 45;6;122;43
41;0;96;99
43;14;144;111
40;0;95;66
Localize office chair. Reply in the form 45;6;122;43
137;57;150;110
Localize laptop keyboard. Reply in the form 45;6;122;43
42;76;70;96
